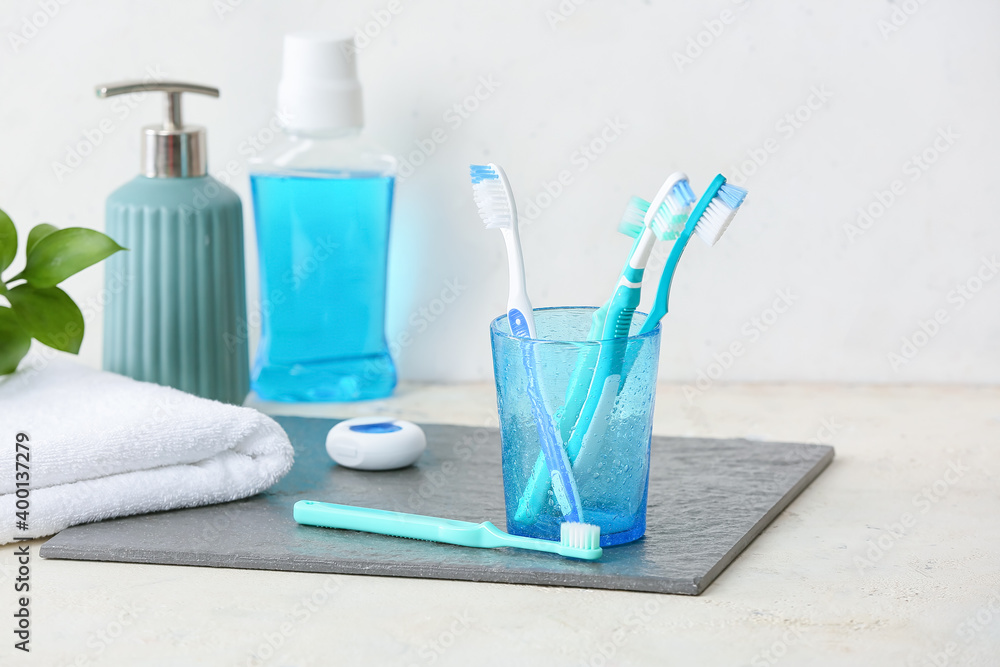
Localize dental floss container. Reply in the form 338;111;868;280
326;417;426;471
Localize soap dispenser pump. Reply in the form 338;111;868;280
98;81;249;404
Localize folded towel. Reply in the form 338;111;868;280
0;354;294;545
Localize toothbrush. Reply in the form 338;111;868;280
600;174;749;408
470;163;535;338
561;174;694;442
294;500;603;560
639;174;748;334
553;189;691;449
538;175;747;506
470;163;588;525
515;173;696;525
595;175;748;395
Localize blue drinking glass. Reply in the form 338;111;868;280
490;306;661;547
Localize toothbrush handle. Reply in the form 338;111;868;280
295;501;544;552
563;279;639;432
515;283;639;525
558;229;649;441
559;280;639;433
294;500;480;543
502;228;536;338
640;228;691;334
564;344;624;461
295;501;573;556
641;174;725;335
570;227;695;480
520;342;584;523
558;303;608;443
508;308;532;338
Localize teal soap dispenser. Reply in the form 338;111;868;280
98;81;249;404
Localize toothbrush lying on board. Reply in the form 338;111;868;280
294;500;603;560
514;173;696;525
470;163;589;526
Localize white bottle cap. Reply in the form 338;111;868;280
278;31;363;133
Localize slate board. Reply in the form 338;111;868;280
40;416;833;595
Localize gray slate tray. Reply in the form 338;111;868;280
41;416;833;595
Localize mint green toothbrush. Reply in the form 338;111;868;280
293;500;603;560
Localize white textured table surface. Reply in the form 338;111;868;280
2;383;998;666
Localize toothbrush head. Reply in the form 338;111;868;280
691;175;748;246
649;174;696;241
557;522;603;560
470;163;517;231
617;196;651;239
619;174;697;241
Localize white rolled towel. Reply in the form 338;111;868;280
0;354;294;545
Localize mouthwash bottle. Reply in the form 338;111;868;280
249;32;397;401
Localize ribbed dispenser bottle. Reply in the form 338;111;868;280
99;81;249;404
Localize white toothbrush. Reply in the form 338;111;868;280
470;163;536;338
470;163;592;529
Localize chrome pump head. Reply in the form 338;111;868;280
95;81;219;178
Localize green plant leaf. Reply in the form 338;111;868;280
26;223;59;256
0;307;31;374
7;284;84;354
20;227;125;288
0;208;16;274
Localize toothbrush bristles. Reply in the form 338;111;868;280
693;182;748;246
651;178;696;240
650;204;686;241
668;179;697;209
618;196;650;238
469;164;513;230
469;164;498;184
560;522;601;551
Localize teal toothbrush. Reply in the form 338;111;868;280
639;174;748;334
602;173;749;406
573;175;747;472
294;500;603;560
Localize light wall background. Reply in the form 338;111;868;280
1;0;997;385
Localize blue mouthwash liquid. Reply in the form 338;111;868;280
250;171;396;401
